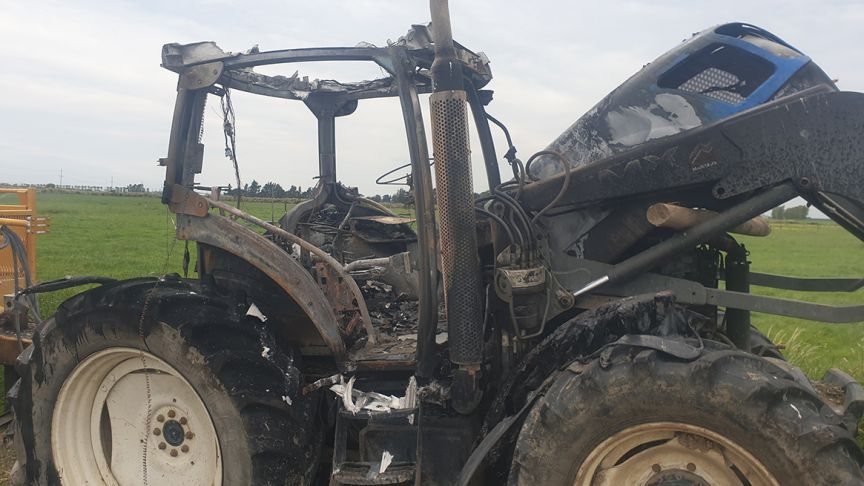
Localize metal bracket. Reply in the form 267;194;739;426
743;272;864;292
168;184;209;217
557;259;864;324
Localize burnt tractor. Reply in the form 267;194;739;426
9;1;864;485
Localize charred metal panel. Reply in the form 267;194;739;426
175;214;347;362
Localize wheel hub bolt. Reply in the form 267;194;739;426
158;442;166;450
181;445;189;453
170;449;178;457
156;414;165;423
163;420;186;446
652;464;661;473
153;428;161;436
687;463;696;472
167;410;176;418
186;431;195;440
179;417;188;425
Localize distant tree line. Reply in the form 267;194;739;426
770;205;809;220
10;180;483;205
6;182;151;193
227;181;417;205
367;188;412;205
226;181;314;199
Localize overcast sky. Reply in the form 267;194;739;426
1;0;862;198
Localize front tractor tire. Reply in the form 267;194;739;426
508;344;864;486
11;278;319;485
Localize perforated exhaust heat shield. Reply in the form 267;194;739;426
430;90;483;367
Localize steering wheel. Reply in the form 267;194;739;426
375;159;434;186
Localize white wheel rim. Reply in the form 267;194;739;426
51;347;223;485
574;422;779;486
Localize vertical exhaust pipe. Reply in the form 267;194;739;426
428;0;483;413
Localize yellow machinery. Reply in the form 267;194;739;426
0;188;49;369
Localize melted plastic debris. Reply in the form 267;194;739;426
379;451;394;474
246;302;268;322
362;280;420;335
330;375;417;414
790;403;802;419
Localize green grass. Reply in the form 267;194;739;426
738;221;864;382
29;193;301;314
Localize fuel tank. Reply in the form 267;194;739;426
529;23;836;179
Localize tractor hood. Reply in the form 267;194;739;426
529;23;836;179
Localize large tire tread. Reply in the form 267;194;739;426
12;277;319;485
509;342;864;486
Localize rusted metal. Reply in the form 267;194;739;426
178;61;223;90
314;261;366;340
206;198;377;344
389;44;440;379
168;184;209;217
175;213;349;361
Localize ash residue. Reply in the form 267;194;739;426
361;280;419;336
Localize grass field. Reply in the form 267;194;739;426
7;191;864;383
738;221;864;382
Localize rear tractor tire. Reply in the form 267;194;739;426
508;343;864;486
11;278;320;485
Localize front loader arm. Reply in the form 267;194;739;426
522;87;864;239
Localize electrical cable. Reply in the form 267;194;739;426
525;150;572;227
475;206;518;248
493;188;535;243
220;85;242;208
475;192;534;246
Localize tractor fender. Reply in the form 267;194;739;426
176;213;347;363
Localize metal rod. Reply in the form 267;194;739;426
724;243;751;351
429;0;462;92
466;81;501;188
390;46;440;378
317;113;336;184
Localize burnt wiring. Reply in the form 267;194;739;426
475;192;534;251
486;112;527;199
524;150;572;226
221;86;243;208
475;206;518;248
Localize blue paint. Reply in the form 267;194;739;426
668;23;811;117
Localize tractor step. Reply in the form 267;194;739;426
330;406;418;486
331;463;415;485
